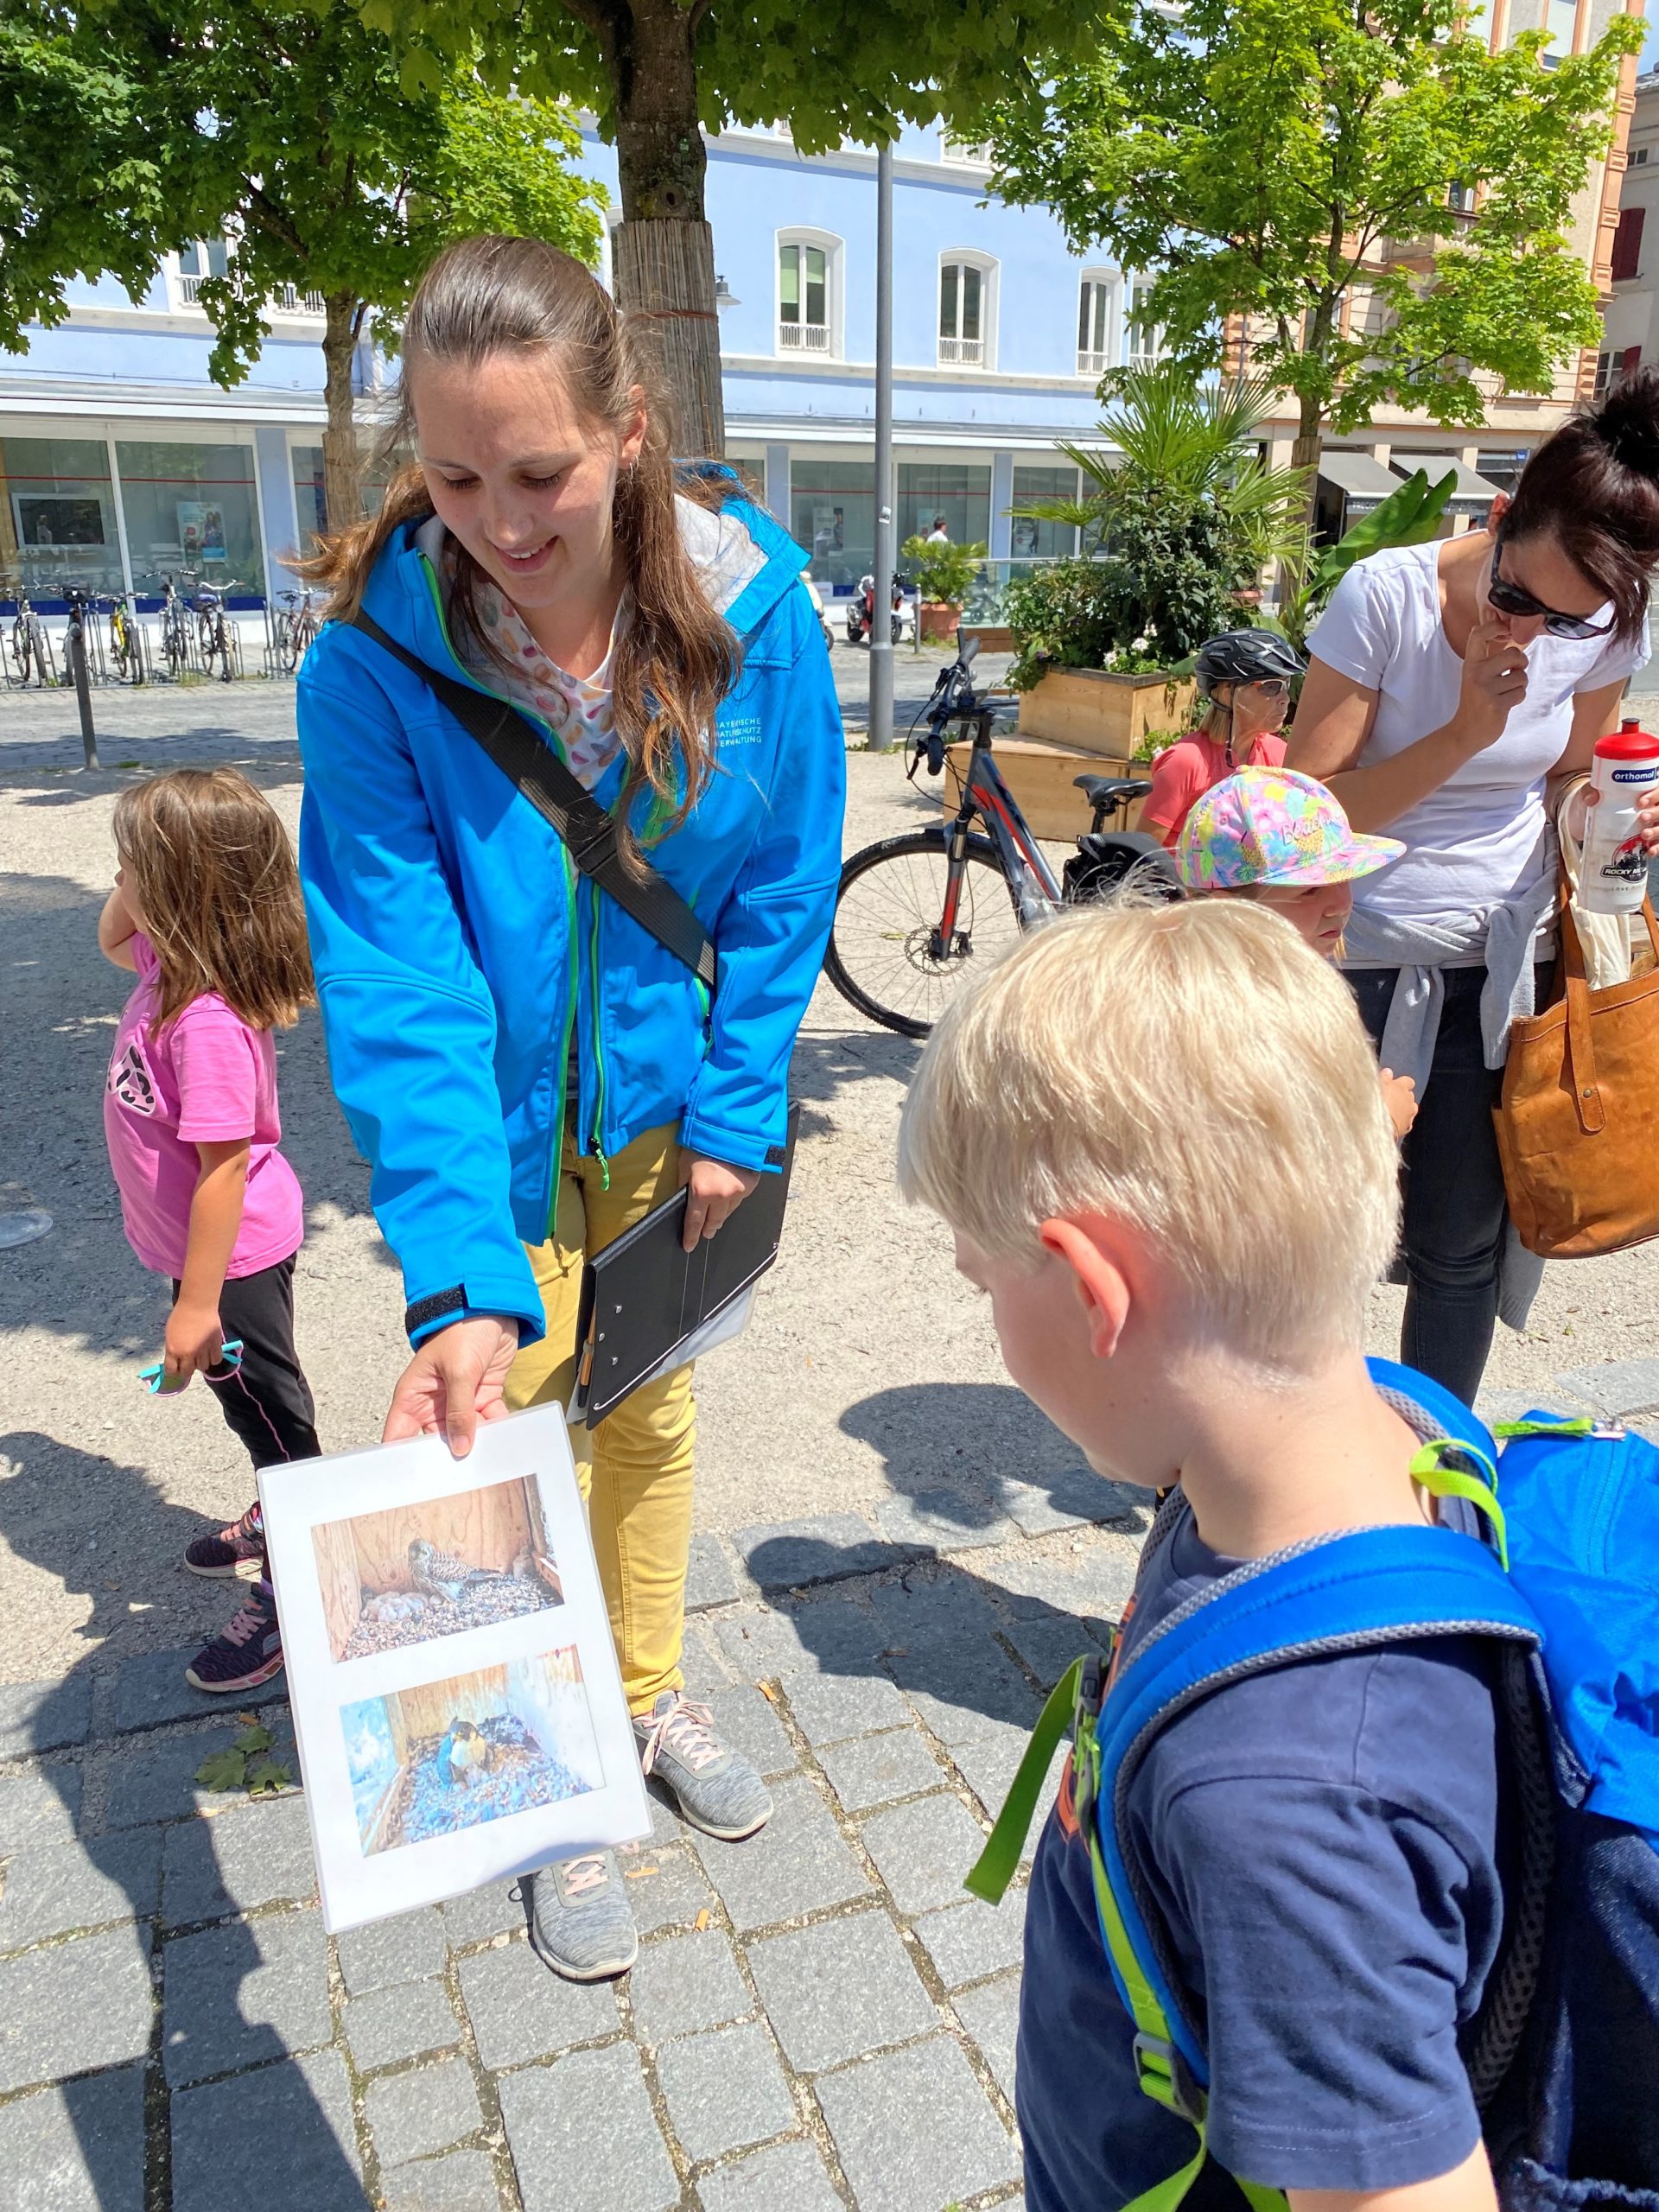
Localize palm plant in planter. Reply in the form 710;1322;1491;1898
901;533;989;642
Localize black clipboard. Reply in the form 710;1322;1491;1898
570;1104;801;1427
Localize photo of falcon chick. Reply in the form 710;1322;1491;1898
408;1538;495;1605
435;1718;494;1789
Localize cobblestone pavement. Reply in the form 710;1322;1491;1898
6;1341;1659;2211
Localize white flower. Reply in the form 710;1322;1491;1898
1132;632;1152;652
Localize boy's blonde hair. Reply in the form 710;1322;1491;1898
897;899;1400;1370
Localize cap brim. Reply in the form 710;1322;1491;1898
1265;831;1405;885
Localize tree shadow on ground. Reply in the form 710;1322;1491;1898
0;1432;370;2208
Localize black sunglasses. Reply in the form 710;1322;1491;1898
1488;530;1616;641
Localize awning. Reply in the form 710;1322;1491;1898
1391;457;1504;511
1315;451;1405;514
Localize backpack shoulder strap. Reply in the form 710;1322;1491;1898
349;609;717;995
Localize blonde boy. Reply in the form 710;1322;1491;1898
899;900;1503;2212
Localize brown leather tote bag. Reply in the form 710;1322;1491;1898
1494;887;1659;1258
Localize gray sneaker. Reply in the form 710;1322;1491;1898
527;1851;638;1980
634;1691;772;1841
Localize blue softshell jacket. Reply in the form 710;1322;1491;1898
296;483;845;1347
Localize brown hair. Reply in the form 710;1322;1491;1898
298;234;741;845
113;770;315;1030
1503;365;1659;642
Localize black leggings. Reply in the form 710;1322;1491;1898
172;1254;321;1581
1348;964;1532;1410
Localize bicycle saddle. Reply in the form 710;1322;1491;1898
1074;773;1153;809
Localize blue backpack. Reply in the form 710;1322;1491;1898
968;1358;1659;2212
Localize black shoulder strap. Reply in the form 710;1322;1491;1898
350;609;717;995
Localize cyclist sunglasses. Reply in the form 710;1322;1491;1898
1239;677;1291;700
1488;529;1616;640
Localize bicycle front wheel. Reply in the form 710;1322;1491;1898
824;830;1023;1039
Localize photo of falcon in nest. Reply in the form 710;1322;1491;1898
335;1533;563;1662
387;1711;588;1848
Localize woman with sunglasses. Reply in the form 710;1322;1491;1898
1140;628;1306;849
1288;371;1659;1404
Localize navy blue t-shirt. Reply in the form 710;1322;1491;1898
1016;1506;1506;2212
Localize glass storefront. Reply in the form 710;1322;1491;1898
1010;466;1081;560
292;444;326;548
116;440;264;600
792;461;874;592
897;463;991;550
0;437;123;603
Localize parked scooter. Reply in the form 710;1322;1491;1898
845;572;916;647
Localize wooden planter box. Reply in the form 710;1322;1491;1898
1017;667;1196;760
944;739;1150;842
960;623;1014;654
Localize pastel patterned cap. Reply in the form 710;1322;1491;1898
1176;767;1405;891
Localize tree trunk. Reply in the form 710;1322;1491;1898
321;291;363;535
607;0;725;459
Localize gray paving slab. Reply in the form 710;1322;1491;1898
0;2063;145;2212
690;1774;869;1933
997;1611;1106;1691
381;2149;502;2212
103;1720;298;1827
161;1793;317;1925
1555;1357;1659;1416
0;1763;82;1848
0;1923;153;2094
111;1647;288;1732
365;2056;483;2167
441;1878;527;1950
735;1514;899;1588
171;2048;367;2212
869;1575;1000;1653
815;2035;1020;2212
336;1906;448;1993
626;1925;751;2045
0;1675;91;1759
997;1546;1141;1625
994;1468;1145;1537
746;1910;936;2072
950;1733;1060;1847
713;1594;886;1680
780;1669;911;1747
343;1979;464;2073
860;1793;989;1916
704;1685;798;1779
686;1532;742;1611
497;2042;678;2212
817;1726;945;1814
455;1936;620;2070
695;2138;844;2212
872;1490;1017;1553
162;1907;332;2086
681;1618;736;1695
892;1648;1041;1746
0;1828;162;1950
657;2017;797;2163
620;1843;718;1936
912;1891;1027;1992
954;1973;1021;2104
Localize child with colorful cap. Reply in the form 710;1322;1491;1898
1176;766;1419;1138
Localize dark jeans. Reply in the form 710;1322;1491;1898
171;1253;321;1586
1349;964;1521;1409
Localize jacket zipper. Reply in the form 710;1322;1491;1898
416;550;588;1233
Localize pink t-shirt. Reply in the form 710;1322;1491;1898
1141;730;1288;850
103;935;303;1281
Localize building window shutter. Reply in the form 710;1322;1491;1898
1611;207;1644;283
1622;345;1643;381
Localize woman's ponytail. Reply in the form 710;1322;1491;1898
1505;365;1659;640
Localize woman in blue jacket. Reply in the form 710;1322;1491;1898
296;235;845;1980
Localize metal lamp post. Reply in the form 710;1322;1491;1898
868;138;895;753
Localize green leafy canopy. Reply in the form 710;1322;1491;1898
984;0;1643;441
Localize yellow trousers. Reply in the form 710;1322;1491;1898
504;1123;695;1717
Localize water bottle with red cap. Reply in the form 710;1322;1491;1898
1579;716;1659;914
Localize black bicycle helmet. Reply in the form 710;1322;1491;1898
1194;628;1306;699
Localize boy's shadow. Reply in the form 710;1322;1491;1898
0;1433;370;2209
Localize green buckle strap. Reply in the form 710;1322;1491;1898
1492;1417;1597;1440
1410;1439;1509;1568
963;1658;1084;1904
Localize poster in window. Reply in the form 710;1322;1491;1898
175;501;228;565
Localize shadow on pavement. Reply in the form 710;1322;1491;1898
0;1432;370;2209
840;1379;1088;1534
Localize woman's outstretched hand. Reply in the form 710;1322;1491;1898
383;1314;519;1458
678;1150;760;1251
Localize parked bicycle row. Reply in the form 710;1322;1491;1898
2;578;323;690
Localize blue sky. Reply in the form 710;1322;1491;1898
1645;20;1659;73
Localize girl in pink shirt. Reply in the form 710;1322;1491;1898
1140;628;1303;849
100;768;317;1694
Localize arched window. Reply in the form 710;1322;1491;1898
1077;267;1119;378
938;251;998;370
776;229;843;358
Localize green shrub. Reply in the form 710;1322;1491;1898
900;533;988;608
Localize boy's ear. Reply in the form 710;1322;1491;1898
1039;1217;1132;1361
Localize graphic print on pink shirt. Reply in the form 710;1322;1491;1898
103;934;304;1281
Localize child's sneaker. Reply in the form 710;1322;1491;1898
186;1581;283;1693
183;1500;264;1579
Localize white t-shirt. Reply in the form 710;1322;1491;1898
1306;542;1649;933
